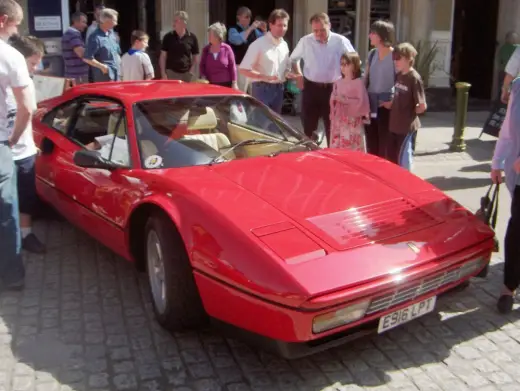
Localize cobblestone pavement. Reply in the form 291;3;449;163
2;113;520;391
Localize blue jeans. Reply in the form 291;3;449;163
0;142;25;285
251;82;284;114
387;131;416;171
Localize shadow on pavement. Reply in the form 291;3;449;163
427;176;492;192
459;163;492;173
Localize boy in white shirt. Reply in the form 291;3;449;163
7;34;46;254
121;30;154;81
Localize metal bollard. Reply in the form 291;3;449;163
450;82;471;152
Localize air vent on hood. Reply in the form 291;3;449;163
307;198;440;249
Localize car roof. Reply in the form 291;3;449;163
66;80;245;104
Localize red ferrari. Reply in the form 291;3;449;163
33;80;495;358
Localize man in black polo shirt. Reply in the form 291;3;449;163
228;6;264;92
159;11;199;82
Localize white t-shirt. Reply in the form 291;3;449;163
121;51;154;81
506;47;520;79
7;79;38;160
0;39;32;142
239;32;290;83
95;134;129;166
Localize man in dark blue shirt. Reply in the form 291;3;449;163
84;8;121;82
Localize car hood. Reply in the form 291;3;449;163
212;151;442;252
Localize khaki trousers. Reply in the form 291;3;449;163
166;69;194;82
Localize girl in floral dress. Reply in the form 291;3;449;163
329;52;370;151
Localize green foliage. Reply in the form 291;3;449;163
412;40;441;88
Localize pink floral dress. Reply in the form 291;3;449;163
329;77;370;152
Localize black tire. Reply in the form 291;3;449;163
476;263;489;278
445;279;471;295
144;212;207;330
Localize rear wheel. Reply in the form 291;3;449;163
145;212;207;330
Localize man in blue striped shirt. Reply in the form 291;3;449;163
61;12;89;84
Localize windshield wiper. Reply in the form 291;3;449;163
209;138;286;165
288;139;319;150
268;139;319;157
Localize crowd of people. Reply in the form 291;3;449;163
0;0;429;293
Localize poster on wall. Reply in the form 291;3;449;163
28;0;63;38
34;16;62;32
33;75;71;103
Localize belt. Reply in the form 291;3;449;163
254;81;284;85
305;78;334;87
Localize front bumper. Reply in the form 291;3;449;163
194;244;492;358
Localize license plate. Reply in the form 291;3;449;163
377;296;437;333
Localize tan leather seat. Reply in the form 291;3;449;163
140;140;159;160
183;133;235;159
187;107;217;130
107;112;126;138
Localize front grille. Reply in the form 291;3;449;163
365;260;481;315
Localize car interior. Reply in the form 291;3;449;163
71;103;125;146
44;96;302;169
135;98;299;165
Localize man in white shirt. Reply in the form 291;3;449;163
88;134;129;166
290;12;355;144
0;0;33;291
239;9;294;114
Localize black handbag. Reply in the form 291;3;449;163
474;184;500;278
476;183;500;251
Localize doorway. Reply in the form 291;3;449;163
451;0;499;99
209;0;294;49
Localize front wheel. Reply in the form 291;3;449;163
145;212;208;330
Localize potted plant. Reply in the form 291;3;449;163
413;40;441;89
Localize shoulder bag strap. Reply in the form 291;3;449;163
490;184;500;229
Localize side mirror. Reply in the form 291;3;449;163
73;149;119;170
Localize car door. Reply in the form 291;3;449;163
37;97;140;259
35;98;81;212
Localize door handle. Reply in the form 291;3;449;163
40;137;55;155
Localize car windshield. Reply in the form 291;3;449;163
133;95;314;169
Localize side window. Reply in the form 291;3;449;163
71;100;131;167
43;101;79;134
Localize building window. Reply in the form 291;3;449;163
370;0;391;25
328;0;357;45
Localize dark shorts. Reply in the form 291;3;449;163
15;154;37;215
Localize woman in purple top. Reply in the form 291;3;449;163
199;23;237;88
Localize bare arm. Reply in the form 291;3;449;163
415;102;427;114
502;73;515;103
83;58;108;74
239;68;277;82
190;55;199;73
8;86;32;146
159;51;167;79
73;46;85;58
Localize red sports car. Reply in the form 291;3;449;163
33;80;495;358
